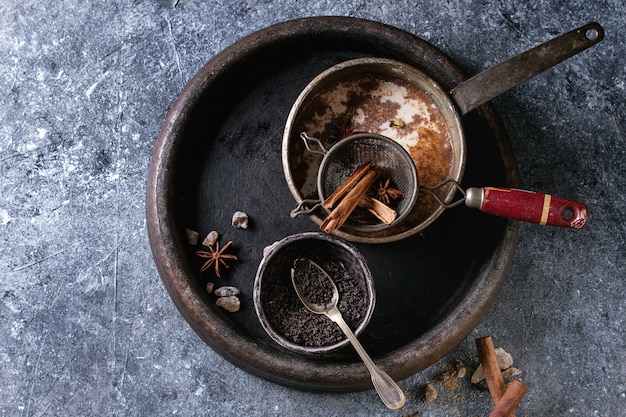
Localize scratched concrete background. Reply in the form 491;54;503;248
1;1;624;416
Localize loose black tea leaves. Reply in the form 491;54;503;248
292;258;335;309
262;258;367;348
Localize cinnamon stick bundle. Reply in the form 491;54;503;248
322;162;373;209
321;167;379;233
476;336;527;417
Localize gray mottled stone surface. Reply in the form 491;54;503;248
1;1;624;416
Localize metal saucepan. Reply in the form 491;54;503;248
282;22;602;243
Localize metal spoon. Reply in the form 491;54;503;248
291;259;406;410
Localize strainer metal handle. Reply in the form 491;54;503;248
420;179;467;209
299;132;328;156
290;199;322;218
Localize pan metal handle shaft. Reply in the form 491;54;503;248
450;22;604;115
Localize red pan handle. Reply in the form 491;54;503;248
465;187;588;228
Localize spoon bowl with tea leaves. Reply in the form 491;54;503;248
291;258;406;410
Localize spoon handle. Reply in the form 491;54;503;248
327;308;406;410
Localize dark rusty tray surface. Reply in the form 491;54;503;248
146;17;519;392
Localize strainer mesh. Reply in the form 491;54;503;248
318;134;418;230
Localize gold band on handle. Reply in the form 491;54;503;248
540;194;552;225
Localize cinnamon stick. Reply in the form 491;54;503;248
321;167;379;233
322;162;373;209
476;337;511;414
358;195;397;224
488;380;528;417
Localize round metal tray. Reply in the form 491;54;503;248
146;16;519;392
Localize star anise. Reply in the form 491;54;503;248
196;240;237;278
332;119;364;140
370;178;405;205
